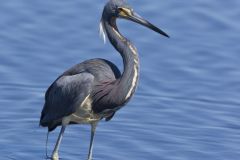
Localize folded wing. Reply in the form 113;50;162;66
40;72;94;128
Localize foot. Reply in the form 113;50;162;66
52;152;59;160
87;154;93;160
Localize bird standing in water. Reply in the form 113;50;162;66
40;0;169;159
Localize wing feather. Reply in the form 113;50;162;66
40;72;94;126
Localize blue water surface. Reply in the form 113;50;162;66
0;0;240;160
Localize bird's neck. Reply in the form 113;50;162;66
104;19;139;102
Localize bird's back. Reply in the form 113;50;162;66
62;58;121;81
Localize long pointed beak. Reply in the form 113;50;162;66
124;12;169;38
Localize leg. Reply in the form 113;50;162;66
45;131;50;159
87;122;98;160
52;125;66;160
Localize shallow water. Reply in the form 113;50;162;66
0;0;240;160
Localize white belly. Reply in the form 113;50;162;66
63;95;101;125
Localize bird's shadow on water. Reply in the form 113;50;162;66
45;157;63;160
45;155;53;160
6;155;17;160
5;155;52;160
44;156;91;160
43;153;88;160
44;155;70;160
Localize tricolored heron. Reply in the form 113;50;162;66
40;0;169;159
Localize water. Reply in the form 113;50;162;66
0;0;240;159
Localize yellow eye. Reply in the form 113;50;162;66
118;7;132;17
118;7;124;12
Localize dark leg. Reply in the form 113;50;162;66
45;131;50;159
87;122;98;160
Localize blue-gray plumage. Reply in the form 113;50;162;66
40;0;169;159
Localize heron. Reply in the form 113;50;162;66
40;0;169;159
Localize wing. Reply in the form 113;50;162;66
40;72;94;126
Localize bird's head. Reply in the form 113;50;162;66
101;0;169;38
